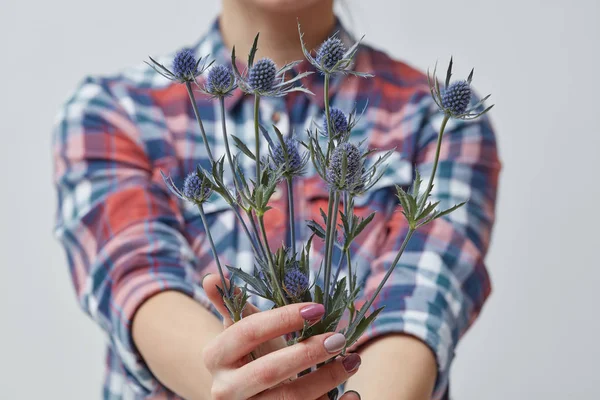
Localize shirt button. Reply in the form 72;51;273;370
271;111;281;124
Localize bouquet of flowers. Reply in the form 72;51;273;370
147;22;493;395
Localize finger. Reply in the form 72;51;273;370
202;273;261;328
256;353;362;400
205;302;325;367
236;332;347;397
339;390;361;400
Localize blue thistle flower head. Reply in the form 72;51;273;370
441;80;472;116
271;137;306;177
248;58;277;92
324;108;348;137
172;48;199;81
283;267;309;298
428;58;494;120
182;172;212;203
326;142;363;191
205;64;235;97
316;37;346;70
299;22;372;77
147;50;211;84
231;33;313;97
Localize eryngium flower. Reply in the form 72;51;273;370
146;49;212;84
441;80;471;115
326;143;363;191
316;37;346;70
283;267;309;298
324;108;348;137
173;49;199;81
248;58;277;92
232;40;313;97
271;137;308;177
202;64;236;97
183;172;212;202
298;22;372;77
161;170;213;205
428;57;493;120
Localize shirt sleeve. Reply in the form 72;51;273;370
52;76;218;395
356;91;501;397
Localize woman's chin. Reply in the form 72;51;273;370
236;0;327;13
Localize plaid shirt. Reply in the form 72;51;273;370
53;18;500;400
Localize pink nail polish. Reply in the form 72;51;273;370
342;353;361;372
300;304;325;321
324;333;346;354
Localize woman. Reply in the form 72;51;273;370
53;0;500;398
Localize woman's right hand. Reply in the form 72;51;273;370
202;274;362;400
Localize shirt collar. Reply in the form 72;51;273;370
190;17;360;112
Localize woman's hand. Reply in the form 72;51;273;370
202;274;362;400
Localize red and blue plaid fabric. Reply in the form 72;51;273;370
53;18;500;400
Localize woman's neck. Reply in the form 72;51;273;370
220;0;335;67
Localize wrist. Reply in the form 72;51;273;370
133;290;222;400
345;334;437;400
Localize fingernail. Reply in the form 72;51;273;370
324;333;346;354
200;273;211;287
300;304;325;321
342;353;361;372
345;390;361;399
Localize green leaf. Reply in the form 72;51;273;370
396;186;413;219
339;211;351;237
346;306;385;347
225;265;270;299
306;220;326;240
314;285;324;305
445;56;453;88
411;168;422;198
433;201;467;220
467;68;474;84
259;124;275;148
407;194;418;218
319;208;328;227
416;201;440;222
231;135;255;161
353;212;376;239
248;33;260;68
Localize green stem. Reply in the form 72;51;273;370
343;192;353;290
343;192;357;323
247;211;269;261
323;190;340;311
258;215;289;305
219;97;241;191
322;190;335;310
218;97;265;260
327;194;340;279
323;74;334;157
254;94;261;184
346;246;355;323
331;193;351;294
185;82;214;163
286;177;296;255
330;250;347;295
198;205;229;295
347;228;415;335
418;114;450;212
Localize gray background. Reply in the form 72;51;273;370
1;0;598;398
